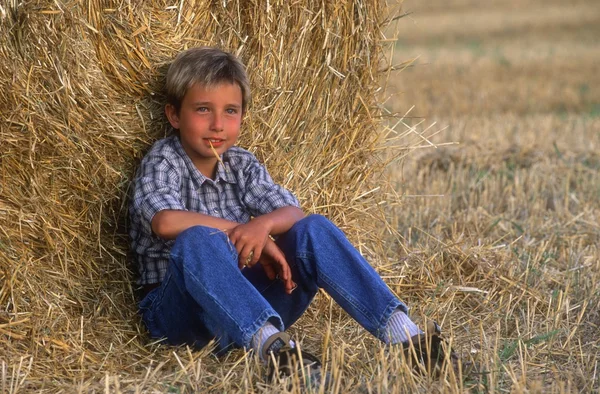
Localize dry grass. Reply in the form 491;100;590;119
383;114;600;393
389;0;600;118
2;0;599;392
0;0;415;392
380;0;600;391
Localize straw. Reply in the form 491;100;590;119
208;140;226;170
0;0;413;391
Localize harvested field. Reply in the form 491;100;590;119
2;0;599;393
384;0;600;391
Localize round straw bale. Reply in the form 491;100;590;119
0;0;400;389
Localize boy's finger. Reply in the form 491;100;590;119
278;258;291;281
251;245;262;265
285;279;297;295
236;250;244;269
278;263;294;295
271;249;288;270
231;241;244;256
269;259;294;294
263;264;277;280
228;228;240;245
238;246;254;269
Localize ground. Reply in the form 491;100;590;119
7;1;597;392
203;1;600;391
112;1;599;392
379;0;600;391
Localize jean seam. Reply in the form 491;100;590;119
256;277;280;295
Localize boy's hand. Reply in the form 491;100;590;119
260;239;296;295
227;217;271;269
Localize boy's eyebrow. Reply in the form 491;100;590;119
191;101;241;108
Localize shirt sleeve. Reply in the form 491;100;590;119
132;157;186;234
242;158;300;216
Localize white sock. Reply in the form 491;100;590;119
385;310;423;345
251;322;295;362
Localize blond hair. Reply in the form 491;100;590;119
165;47;251;113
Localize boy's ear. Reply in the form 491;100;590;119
165;104;180;129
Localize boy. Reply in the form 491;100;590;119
130;47;452;383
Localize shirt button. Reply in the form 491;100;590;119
213;209;218;213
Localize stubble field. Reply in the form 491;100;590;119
4;1;597;392
213;1;600;392
379;0;600;391
96;2;599;392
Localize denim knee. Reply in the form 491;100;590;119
170;225;235;269
174;225;218;245
292;214;333;232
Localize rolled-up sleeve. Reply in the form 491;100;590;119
242;159;300;216
133;158;186;233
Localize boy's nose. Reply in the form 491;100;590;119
211;114;224;131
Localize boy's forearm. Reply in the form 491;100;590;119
151;206;304;240
152;210;239;240
253;206;305;235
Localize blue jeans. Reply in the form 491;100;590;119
139;214;407;353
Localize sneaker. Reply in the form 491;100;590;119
399;321;459;375
262;332;326;388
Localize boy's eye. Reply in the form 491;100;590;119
197;107;209;112
226;108;238;114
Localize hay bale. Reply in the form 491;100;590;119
0;0;402;389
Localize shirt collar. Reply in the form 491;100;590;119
215;160;236;184
172;135;236;185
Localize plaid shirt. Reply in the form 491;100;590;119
129;135;300;285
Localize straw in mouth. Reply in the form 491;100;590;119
208;140;227;171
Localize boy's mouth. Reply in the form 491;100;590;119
205;138;225;147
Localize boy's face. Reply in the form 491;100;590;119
165;82;243;176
